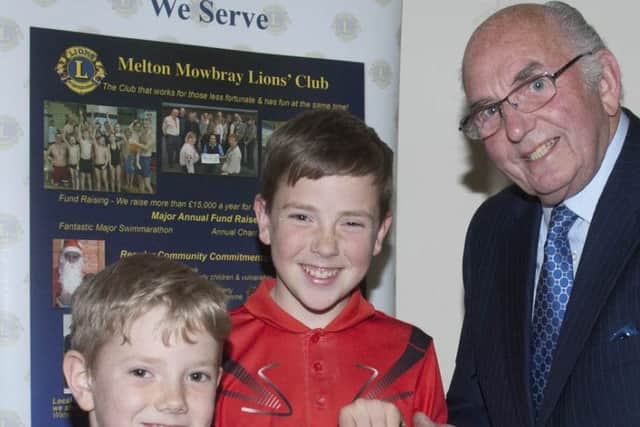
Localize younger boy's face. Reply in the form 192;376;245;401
254;174;392;328
64;306;221;427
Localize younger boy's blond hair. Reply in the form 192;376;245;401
68;253;230;370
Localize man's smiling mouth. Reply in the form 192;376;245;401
527;137;559;161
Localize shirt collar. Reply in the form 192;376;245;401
244;277;375;333
543;111;628;223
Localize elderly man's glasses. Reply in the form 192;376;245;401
459;52;593;140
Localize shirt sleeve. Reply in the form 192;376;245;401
414;341;448;424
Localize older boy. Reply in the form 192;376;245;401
215;110;447;426
63;254;230;427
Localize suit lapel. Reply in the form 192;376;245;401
501;197;540;426
537;112;640;424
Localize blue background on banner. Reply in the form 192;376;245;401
30;27;363;426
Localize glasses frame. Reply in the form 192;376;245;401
459;51;594;140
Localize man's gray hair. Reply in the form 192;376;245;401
544;1;607;90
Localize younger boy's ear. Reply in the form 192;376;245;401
63;350;95;412
253;194;272;245
373;215;392;256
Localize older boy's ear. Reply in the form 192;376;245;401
253;194;272;245
63;350;95;412
373;215;393;256
216;366;223;388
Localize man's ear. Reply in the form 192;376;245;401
253;194;272;245
596;49;622;116
63;350;95;412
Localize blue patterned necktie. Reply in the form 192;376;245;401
530;204;578;415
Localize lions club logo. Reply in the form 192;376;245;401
369;59;393;90
0;213;23;248
0;115;23;150
262;4;290;36
0;411;24;427
331;12;361;42
0;311;24;346
0;17;23;51
55;46;106;95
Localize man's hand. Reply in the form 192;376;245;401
413;411;454;427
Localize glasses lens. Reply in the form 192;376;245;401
462;75;557;140
509;75;556;113
464;104;501;140
463;123;481;140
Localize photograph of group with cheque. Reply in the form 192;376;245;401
160;104;258;177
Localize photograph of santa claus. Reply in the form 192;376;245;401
52;239;104;308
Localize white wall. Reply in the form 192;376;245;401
396;0;640;389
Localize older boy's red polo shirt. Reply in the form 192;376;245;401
215;278;447;426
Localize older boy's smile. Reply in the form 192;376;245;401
301;264;340;282
142;423;191;427
255;175;391;329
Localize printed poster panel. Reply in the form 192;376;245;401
30;27;363;426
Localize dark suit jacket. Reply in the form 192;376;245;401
447;109;640;427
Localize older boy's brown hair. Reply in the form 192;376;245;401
68;253;230;370
261;109;393;219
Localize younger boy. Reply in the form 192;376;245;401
63;253;230;427
215;110;447;426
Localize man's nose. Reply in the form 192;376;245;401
501;100;536;143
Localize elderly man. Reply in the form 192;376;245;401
448;2;640;426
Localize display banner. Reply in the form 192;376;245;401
1;2;401;426
29;26;363;426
